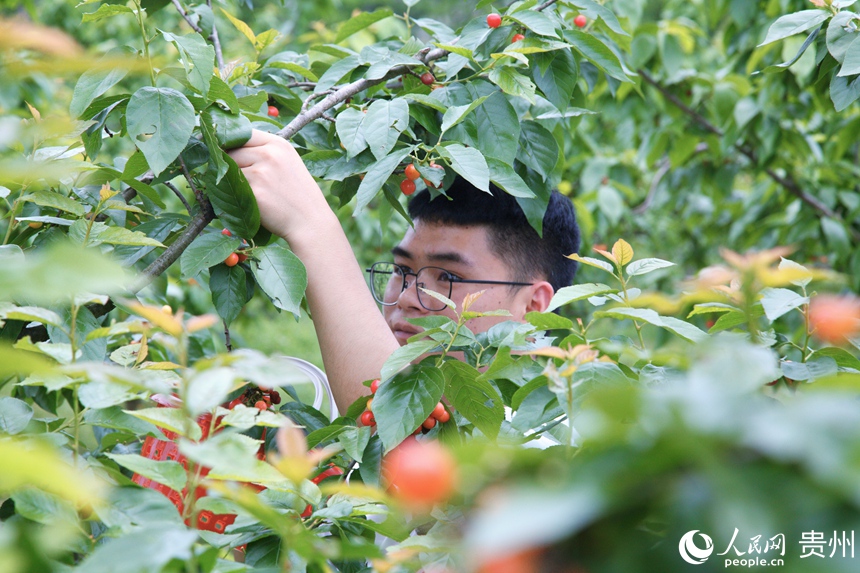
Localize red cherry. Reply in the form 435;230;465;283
404;164;420;181
221;228;232;236
381;438;457;509
574;14;587;28
267;105;279;117
370;379;381;393
422;417;436;430
237;253;248;263
512;33;525;43
436;409;450;423
360;410;376;427
487;13;502;29
254;400;268;411
224;253;240;267
400;179;416;196
420;72;435;85
431;403;446;420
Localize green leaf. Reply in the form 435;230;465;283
209;264;253;325
373;362;446;452
532;50;578;111
566;254;614;274
545;283;617;313
442;361;504;439
97;226;166;247
203;106;253;151
594;307;708;343
626;258;675;277
126;407;202;441
381;339;441;382
266;61;319;81
0;397;34;435
251;245;308;319
186;367;236;417
0;305;64;327
468;90;520;164
315;54;361;92
759;287;808;322
359;45;421;80
517;121;559;180
440;96;489;133
69;46;135;118
567;0;630;36
508;10;560;37
487;158;536;198
335;8;394;43
434;43;475;59
126;87;196;175
180;232;240;278
839;34;860;76
76;525;197;573
336;107;368;158
525;311;574;330
20;189;85;216
759;9;831;47
488;66;537;103
439;144;489;192
354;147;413;212
81;4;134;22
11;489;77;525
563;29;632;83
201;151;261;238
337;426;372;462
363;99;410;160
826;12;858;64
161;31;216;95
403;93;448;113
814;347;860;371
106;453;187;493
830;72;860;112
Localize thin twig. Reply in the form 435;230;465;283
207;0;225;72
633;143;708;214
285;81;317;90
536;0;561;11
638;69;860;241
223;319;232;352
170;0;203;33
164;181;193;215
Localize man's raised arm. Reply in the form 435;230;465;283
228;130;400;412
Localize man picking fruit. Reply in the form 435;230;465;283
228;131;580;412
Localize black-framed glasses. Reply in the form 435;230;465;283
365;262;533;312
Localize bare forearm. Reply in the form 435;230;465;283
289;212;399;413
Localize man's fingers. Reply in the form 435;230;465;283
227;148;255;168
243;128;280;147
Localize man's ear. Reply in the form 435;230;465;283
524;281;555;314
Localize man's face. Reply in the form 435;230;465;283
382;220;544;345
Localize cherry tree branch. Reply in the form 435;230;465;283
638;69;860;241
207;0;225;72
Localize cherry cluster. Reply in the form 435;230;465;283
220;228;250;267
360;379;450;435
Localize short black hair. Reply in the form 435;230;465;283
407;178;580;292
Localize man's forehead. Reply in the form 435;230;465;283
393;222;494;268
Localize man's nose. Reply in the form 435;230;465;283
395;275;426;312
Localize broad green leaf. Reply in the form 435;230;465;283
251;245;308;319
760;287;808;322
0;397;33;435
759;9;830;47
209;264;253;325
488;66;537;103
442;361;504;439
567;0;630;36
336;107;368;158
337;426;372;462
566;254;614;274
839;34;860;76
126;87;196;175
11;488;77;525
69;46;135;118
180;232;240;278
487;158;536;198
220;8;256;45
381;339;441;382
830;72;860;111
403;93;448;113
161;31;215;95
532;49;578;112
0;305;63;327
363;99;410;160
434;43;475;59
20;189;85;216
354;147;412;212
315;54;361;92
826;12;858;64
469;90;520;164
81;4;134;22
335;9;394;42
186;367;236;416
440;96;489;133
201;151;261;238
199;114;229;184
545;283;617;313
525;311;574;330
508;10;560;37
359;45;421;80
106;453;186;493
759;27;820;74
126;407;202;441
814;347;860;371
564;30;632;83
517;121;559;180
76;525;197;573
594;307;708;343
373;362;446;452
97;226;165;247
266;61;319;81
439;144;489;192
181;433;287;483
203;106;253;150
626;258;674;277
781;357;838;381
